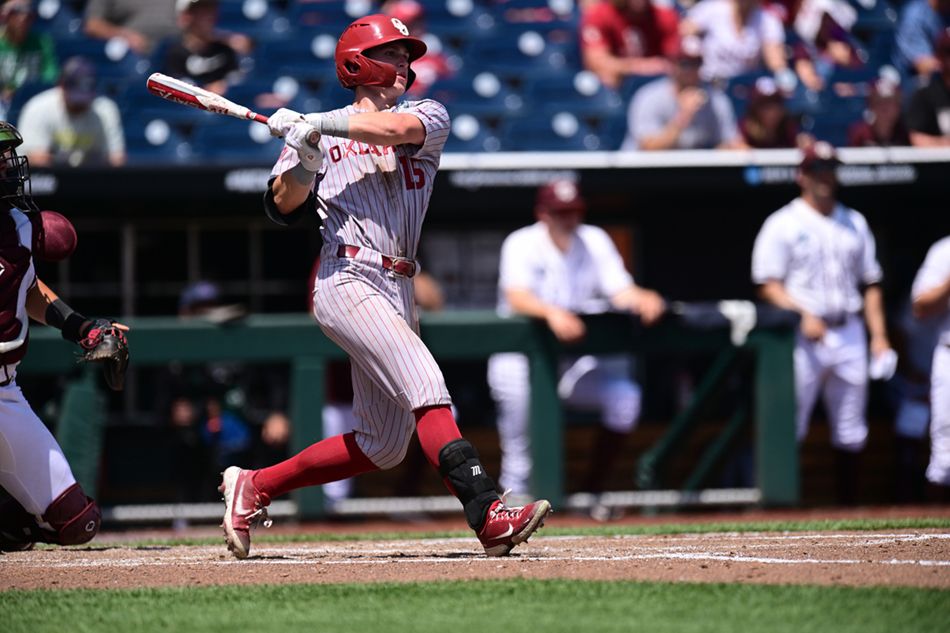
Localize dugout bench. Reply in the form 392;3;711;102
22;306;798;520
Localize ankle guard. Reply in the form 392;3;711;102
43;483;101;545
438;439;499;531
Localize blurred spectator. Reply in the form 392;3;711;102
893;0;950;78
488;180;666;517
0;0;58;115
16;56;125;167
622;36;744;150
847;77;910;146
159;0;241;96
906;29;950;146
681;0;790;84
792;0;862;92
162;281;262;510
739;76;803;147
83;0;179;56
579;0;680;90
381;0;453;98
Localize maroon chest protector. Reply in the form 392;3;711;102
0;210;34;365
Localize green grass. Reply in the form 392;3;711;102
1;580;946;633
87;515;950;548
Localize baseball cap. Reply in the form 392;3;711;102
60;56;96;107
799;141;841;172
536;180;586;214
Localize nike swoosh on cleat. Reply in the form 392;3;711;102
497;524;514;539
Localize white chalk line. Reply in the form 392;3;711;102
3;532;948;570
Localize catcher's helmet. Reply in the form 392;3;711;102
0;121;35;211
335;14;427;90
535;180;586;215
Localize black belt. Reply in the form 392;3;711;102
337;245;417;278
822;313;855;328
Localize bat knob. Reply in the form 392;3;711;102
306;129;321;147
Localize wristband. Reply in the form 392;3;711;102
45;298;90;342
313;115;350;139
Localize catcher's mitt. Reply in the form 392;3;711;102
79;319;129;391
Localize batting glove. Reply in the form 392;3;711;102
268;108;304;138
285;122;323;172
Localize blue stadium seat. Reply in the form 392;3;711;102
466;24;578;73
216;0;291;41
526;71;625;116
286;0;355;31
501;114;605;151
56;39;151;85
429;75;524;116
33;0;83;40
190;117;284;165
255;34;337;83
7;80;53;125
124;115;193;166
800;108;863;147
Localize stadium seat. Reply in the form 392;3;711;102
216;0;291;42
429;75;524;116
33;0;83;40
7;80;53;125
526;71;625;116
124;116;193;166
501;113;605;151
56;38;151;86
286;0;356;29
190;117;284;165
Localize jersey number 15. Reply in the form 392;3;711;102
399;157;425;190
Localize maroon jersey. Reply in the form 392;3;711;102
0;207;37;366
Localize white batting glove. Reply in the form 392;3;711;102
285;122;323;172
267;108;304;138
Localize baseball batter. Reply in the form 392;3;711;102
0;121;128;551
220;14;551;558
488;181;665;509
911;235;950;497
751;142;892;504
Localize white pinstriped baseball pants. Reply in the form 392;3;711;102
927;344;950;485
312;244;452;470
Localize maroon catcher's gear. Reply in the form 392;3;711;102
79;319;130;391
335;14;426;89
0;483;100;548
43;482;101;545
29;210;77;261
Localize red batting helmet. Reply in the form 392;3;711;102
535;180;587;216
335;14;427;89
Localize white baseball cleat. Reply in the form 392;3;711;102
219;466;271;560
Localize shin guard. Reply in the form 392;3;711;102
437;439;499;531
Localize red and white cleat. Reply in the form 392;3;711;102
477;493;552;557
219;466;271;560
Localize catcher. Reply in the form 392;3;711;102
0;121;128;551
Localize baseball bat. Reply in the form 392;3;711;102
145;73;321;145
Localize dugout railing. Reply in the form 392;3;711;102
22;306;798;522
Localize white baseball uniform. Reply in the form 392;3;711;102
0;207;78;516
751;197;883;451
911;235;950;486
487;222;642;495
270;99;451;470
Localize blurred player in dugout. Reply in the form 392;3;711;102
488;180;665;519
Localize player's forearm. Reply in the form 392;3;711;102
506;288;560;320
757;280;805;313
313;112;425;146
863;285;888;342
913;276;950;318
271;171;313;214
25;279;58;324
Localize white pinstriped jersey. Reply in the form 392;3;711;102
913;236;950;345
496;222;635;316
751;198;882;318
270;99;450;259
